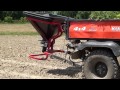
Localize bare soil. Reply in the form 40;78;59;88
0;35;83;79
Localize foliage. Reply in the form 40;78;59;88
58;11;78;18
89;11;120;19
57;11;120;19
4;16;13;23
116;14;120;19
19;17;27;23
0;11;23;20
76;11;91;19
1;11;120;24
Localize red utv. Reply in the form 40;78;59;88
23;11;120;79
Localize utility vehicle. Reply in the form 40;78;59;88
23;11;120;79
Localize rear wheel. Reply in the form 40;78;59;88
82;50;119;79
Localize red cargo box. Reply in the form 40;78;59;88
69;20;120;40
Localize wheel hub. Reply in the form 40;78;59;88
95;62;108;77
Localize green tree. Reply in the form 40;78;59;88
11;11;23;20
75;11;91;19
57;11;78;18
0;11;3;20
89;11;120;19
57;11;91;19
0;11;24;20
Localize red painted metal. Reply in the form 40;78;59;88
29;52;51;60
69;21;120;39
27;17;64;60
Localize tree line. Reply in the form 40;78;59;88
0;11;26;23
57;11;120;19
0;11;120;23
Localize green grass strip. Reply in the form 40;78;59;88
0;32;39;35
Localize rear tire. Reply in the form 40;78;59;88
82;50;119;79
